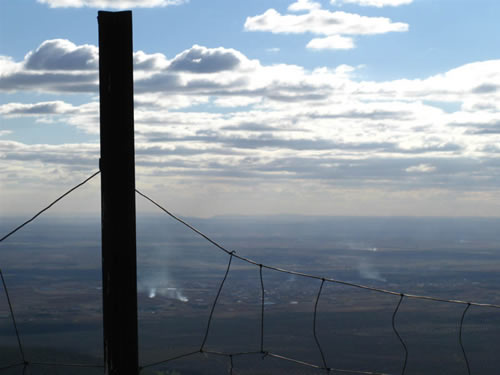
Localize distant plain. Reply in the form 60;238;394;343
1;215;500;374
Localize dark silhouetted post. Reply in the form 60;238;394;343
98;10;138;375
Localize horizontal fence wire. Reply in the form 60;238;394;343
0;170;102;373
136;188;500;375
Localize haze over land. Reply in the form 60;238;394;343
1;215;500;374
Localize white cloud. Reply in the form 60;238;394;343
405;164;437;173
0;56;22;75
335;0;413;7
0;101;77;116
168;45;246;73
307;35;355;50
245;9;408;35
0;40;99;93
25;39;98;71
134;50;169;71
213;96;262;108
0;140;98;168
288;0;321;12
244;8;408;50
4;40;500;216
37;0;187;9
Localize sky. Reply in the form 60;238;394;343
2;0;500;217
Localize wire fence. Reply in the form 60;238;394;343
1;170;500;374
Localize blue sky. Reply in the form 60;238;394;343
2;0;500;217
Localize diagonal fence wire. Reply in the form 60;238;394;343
0;171;100;244
134;189;500;310
0;170;102;372
136;188;500;375
0;269;25;365
139;351;200;372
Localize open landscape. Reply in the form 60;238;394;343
1;215;500;374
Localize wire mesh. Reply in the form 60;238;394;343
1;172;499;374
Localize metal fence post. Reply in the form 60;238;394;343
98;10;139;375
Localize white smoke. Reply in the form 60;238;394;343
358;258;386;282
138;270;188;302
345;241;378;252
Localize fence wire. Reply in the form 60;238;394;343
0;171;103;373
0;171;499;375
135;188;500;375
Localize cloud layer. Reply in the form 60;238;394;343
3;37;500;216
245;4;408;50
333;0;413;7
36;0;187;9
